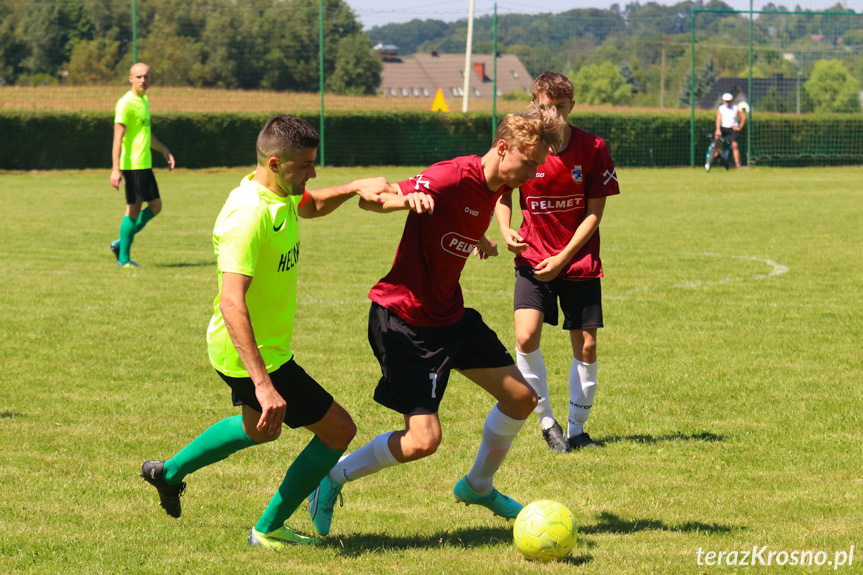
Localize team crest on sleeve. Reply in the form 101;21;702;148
571;165;583;184
410;174;431;190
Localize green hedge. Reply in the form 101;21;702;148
749;114;863;166
2;109;860;170
0;111;284;170
575;112;727;168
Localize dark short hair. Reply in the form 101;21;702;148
256;115;320;164
530;71;574;103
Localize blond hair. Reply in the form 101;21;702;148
493;109;564;155
530;71;574;103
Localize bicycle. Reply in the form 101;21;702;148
705;133;732;172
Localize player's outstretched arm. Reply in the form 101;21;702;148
300;177;390;219
359;190;434;214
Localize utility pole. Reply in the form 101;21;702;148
660;44;666;110
462;0;476;112
132;0;137;63
796;70;801;114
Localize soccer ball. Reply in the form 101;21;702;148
512;500;578;562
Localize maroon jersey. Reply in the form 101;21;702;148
514;126;619;279
369;155;509;327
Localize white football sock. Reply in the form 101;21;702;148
466;405;527;494
327;431;400;486
568;358;597;438
516;347;555;430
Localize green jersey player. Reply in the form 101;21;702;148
109;62;175;268
139;115;432;548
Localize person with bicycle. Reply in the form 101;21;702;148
714;92;746;169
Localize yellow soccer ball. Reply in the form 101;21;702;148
513;500;578;562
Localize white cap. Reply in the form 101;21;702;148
722;92;734;101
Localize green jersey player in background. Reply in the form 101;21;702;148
109;62;175;268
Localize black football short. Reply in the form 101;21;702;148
216;358;334;429
719;127;738;143
122;168;160;205
368;302;514;415
513;267;603;330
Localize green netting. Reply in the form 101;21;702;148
691;8;863;166
1;1;861;168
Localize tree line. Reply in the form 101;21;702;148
367;1;862;111
0;0;860;111
0;0;382;94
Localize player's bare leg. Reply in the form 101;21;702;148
387;413;442;462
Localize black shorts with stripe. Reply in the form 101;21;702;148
216;358;334;429
368;302;514;415
122;168;160;205
513;266;603;330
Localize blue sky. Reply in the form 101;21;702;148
348;0;859;27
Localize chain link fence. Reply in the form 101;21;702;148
1;0;861;168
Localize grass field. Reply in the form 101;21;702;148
0;85;673;115
1;166;861;574
0;85;524;114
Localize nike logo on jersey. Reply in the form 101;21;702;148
273;220;285;232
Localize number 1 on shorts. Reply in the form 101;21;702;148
429;372;438;398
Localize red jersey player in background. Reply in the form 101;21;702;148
495;71;620;453
306;110;564;537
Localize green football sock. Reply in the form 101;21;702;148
163;415;256;485
254;436;345;534
118;216;136;262
134;207;156;234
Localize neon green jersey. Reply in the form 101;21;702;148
114;91;151;170
207;174;307;377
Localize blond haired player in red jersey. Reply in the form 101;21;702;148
306;110;564;537
495;72;620;452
